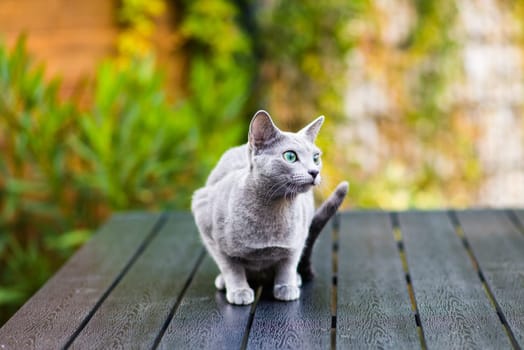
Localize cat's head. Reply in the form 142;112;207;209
248;110;324;199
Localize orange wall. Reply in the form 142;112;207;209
0;0;186;100
0;0;118;95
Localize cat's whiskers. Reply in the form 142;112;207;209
262;176;283;194
284;182;299;201
265;178;290;201
261;180;282;200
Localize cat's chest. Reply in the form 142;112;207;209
223;209;308;254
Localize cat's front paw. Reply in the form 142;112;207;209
227;288;254;305
273;284;300;301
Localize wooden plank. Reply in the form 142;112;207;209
513;209;524;230
0;213;162;349
245;219;333;349
456;209;524;347
398;211;511;349
70;212;204;349
157;255;252;349
337;211;419;349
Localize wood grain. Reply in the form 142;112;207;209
399;211;511;349
337;211;419;349
456;209;524;347
69;212;204;349
156;255;252;350
245;220;333;349
2;210;523;348
0;213;161;349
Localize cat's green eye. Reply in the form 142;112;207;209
313;153;321;165
283;151;298;163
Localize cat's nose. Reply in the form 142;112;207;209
308;170;319;179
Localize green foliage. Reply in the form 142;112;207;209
326;0;481;209
254;0;357;128
71;57;195;209
0;237;53;314
181;0;251;61
0;39;200;324
179;0;256;171
0;37;77;321
402;0;480;207
408;0;458;127
0;37;74;215
118;0;166;57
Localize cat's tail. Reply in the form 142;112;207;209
298;181;349;281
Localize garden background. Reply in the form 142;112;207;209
1;0;523;325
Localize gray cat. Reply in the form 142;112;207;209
191;110;348;305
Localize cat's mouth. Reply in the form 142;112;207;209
305;176;321;187
295;181;315;193
291;175;321;192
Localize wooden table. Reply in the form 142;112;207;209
1;210;523;349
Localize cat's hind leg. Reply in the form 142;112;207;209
296;273;302;287
274;281;300;301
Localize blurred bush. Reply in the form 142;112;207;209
313;0;488;209
0;38;78;319
71;57;197;210
254;0;357;128
179;0;255;171
0;38;197;322
118;0;166;57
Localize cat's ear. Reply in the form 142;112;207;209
249;110;281;150
299;115;325;142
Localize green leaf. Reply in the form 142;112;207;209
0;288;25;305
45;229;92;252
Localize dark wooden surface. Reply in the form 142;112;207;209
1;210;523;350
337;212;419;349
398;211;511;349
246;224;332;350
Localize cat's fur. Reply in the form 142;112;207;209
191;110;348;305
